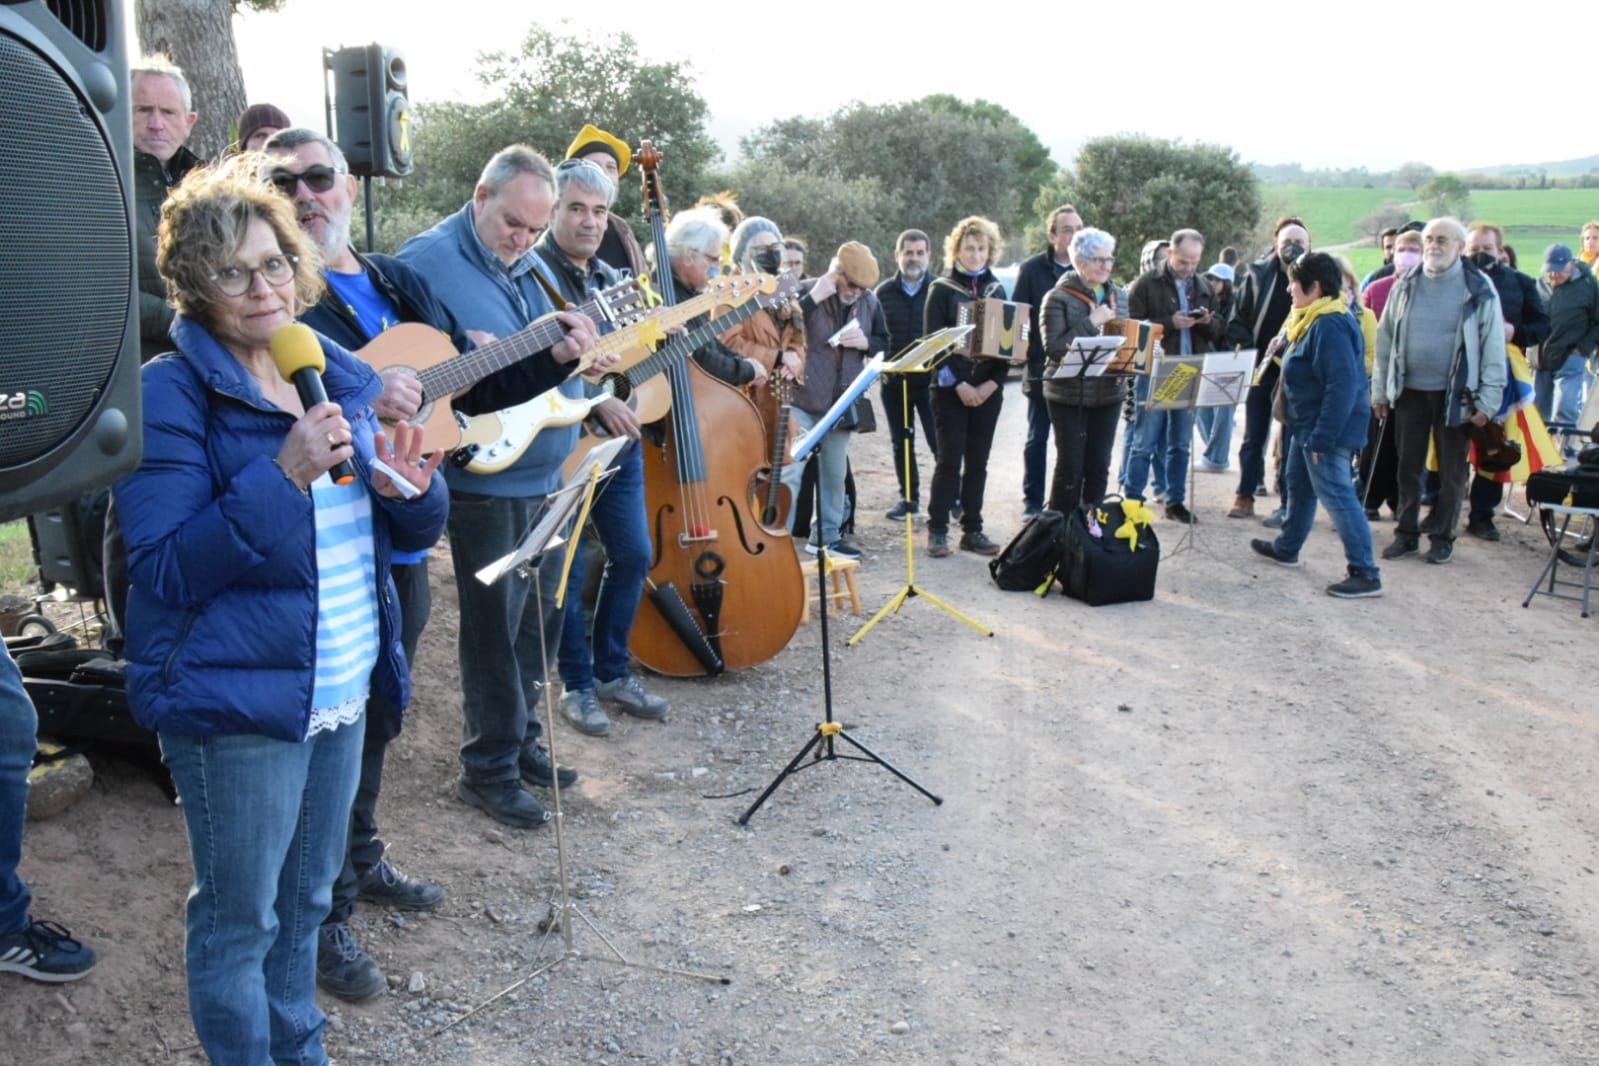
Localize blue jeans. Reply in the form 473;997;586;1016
1021;387;1052;511
782;408;851;545
1196;402;1236;467
1534;355;1591;431
0;642;35;936
1122;378;1193;505
558;441;649;690
447;491;564;784
1274;440;1379;579
161;716;364;1066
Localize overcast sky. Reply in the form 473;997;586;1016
218;2;1582;175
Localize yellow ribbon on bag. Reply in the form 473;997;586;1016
1115;499;1156;551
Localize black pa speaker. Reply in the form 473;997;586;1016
0;0;140;524
325;43;412;178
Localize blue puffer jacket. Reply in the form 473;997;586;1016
1281;310;1370;454
115;315;450;740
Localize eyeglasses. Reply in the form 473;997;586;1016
1084;256;1115;267
211;254;298;296
267;165;340;195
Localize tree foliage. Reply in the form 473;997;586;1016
377;25;718;251
1419;174;1472;221
1394;161;1437;191
1358;201;1413;241
732;97;1055;273
718;158;903;273
1050;135;1261;276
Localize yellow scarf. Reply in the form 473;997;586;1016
1282;296;1346;345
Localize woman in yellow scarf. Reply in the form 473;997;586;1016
1249;252;1382;598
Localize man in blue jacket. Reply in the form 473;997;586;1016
397;145;599;831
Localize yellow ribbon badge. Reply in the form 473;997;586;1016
1115;499;1156;551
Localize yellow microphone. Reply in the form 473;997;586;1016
270;324;355;485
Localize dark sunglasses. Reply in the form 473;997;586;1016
267;165;339;195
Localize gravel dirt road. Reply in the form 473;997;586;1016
4;381;1596;1065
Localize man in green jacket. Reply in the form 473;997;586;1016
131;56;201;361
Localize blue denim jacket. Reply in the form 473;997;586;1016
396;202;585;497
1281;310;1370;454
116;316;449;740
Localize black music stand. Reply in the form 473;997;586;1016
1144;347;1252;557
739;356;942;825
437;439;727;1039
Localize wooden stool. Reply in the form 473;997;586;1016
799;556;862;622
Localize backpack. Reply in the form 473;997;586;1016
988;510;1070;594
1062;496;1160;606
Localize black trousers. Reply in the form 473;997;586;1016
1468;474;1504;523
928;386;1003;535
1046;399;1121;514
1392;390;1471;543
1236;363;1279;497
1358;411;1399;513
328;558;432;925
880;377;938;505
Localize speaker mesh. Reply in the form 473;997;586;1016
0;30;131;470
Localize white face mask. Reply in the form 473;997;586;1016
1393;249;1422;273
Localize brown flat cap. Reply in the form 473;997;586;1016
834;241;879;288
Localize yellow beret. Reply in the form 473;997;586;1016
565;124;631;177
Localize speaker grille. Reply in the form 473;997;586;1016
0;29;131;471
44;0;107;53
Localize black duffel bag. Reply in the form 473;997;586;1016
1526;459;1599;509
1062;495;1160;606
989;509;1069;594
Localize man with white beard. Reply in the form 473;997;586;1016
1371;216;1507;566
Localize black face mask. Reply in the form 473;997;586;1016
1279;242;1306;265
1469;251;1498;271
753;246;784;274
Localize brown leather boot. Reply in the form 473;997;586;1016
1227;494;1255;519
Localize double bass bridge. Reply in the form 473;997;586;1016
675;528;719;547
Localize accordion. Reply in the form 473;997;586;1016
956;298;1030;362
1104;319;1165;375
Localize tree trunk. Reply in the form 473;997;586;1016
135;0;246;161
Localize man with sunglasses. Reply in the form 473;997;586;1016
262;128;597;1001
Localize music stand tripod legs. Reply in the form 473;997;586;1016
849;374;994;645
436;469;728;1040
740;401;943;824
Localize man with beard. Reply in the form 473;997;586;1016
1225;217;1311;520
1372;218;1507;565
874;228;939;520
1010;206;1083;520
264;128;596;999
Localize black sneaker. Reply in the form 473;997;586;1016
1022;505;1042;523
1261;508;1287;530
1466;517;1501;542
316;921;386;1001
1381;534;1419;560
1249;538;1301;567
825;539;863;561
519;745;578;790
1426;538;1454;565
950;500;964;521
927;532;952;558
0;920;96;983
1327;569;1383;598
356;859;444;912
1164;502;1197;525
885;500;916;521
457;777;551;829
959;531;1001;556
1364;507;1382;521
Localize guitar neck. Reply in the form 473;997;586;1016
622;294;773;389
415;294;608;399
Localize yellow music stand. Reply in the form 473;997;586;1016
849;326;994;645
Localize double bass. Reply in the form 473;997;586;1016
627;142;805;676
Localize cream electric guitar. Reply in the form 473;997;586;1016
357;274;769;453
459;272;799;474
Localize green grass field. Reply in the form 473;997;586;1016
0;520;37;596
1257;184;1596;279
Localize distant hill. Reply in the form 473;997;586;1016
1465;154;1599;178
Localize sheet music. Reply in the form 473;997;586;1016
1051;335;1125;378
792;353;887;461
1194;349;1256;408
474;436;628;585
